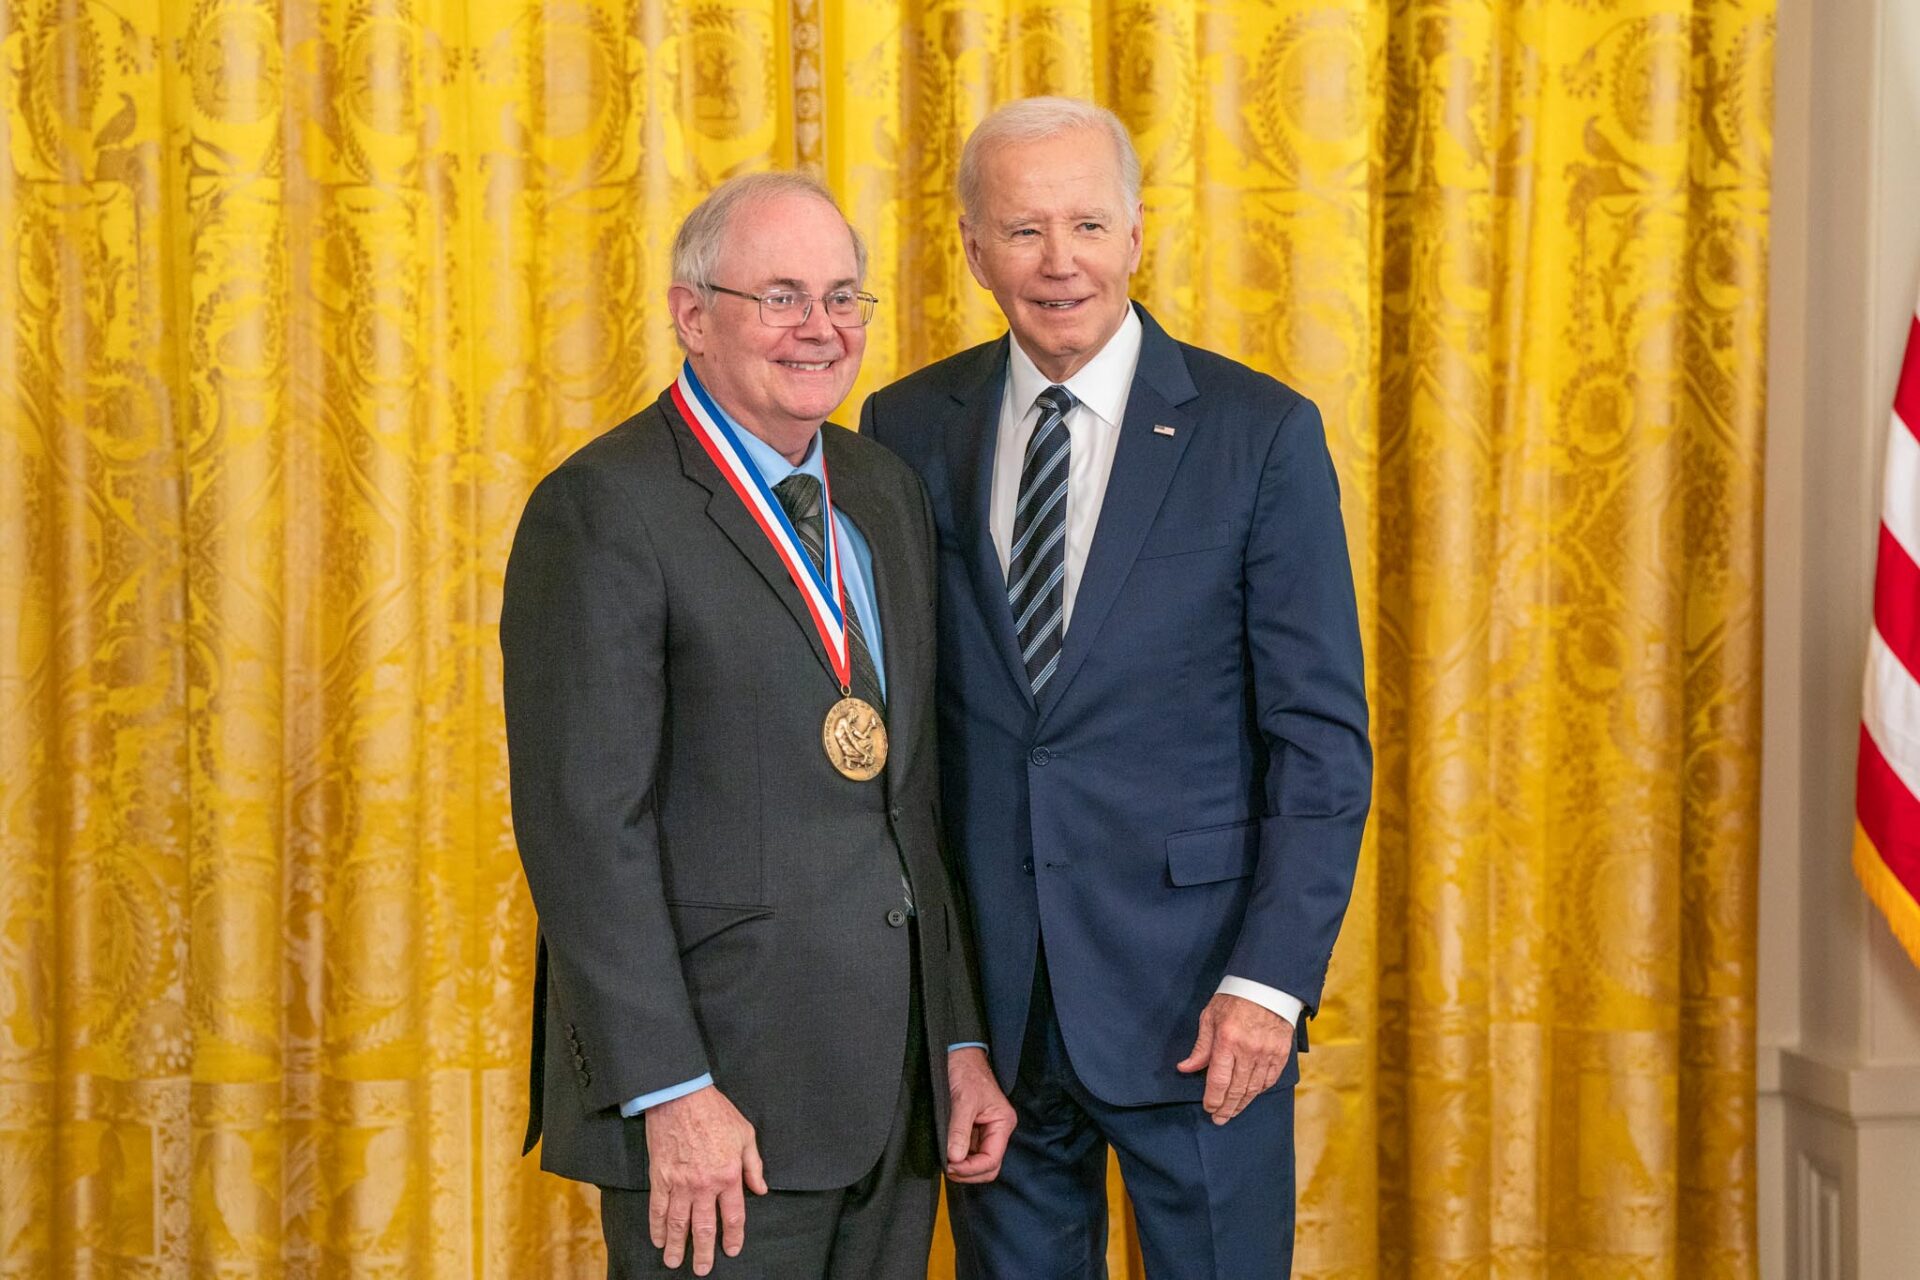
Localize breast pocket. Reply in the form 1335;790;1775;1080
1137;520;1234;561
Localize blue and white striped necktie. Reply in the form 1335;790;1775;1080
1008;384;1075;695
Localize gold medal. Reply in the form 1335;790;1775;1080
823;696;887;780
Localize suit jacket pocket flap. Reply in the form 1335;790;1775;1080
1138;520;1233;560
1166;820;1259;886
666;901;774;952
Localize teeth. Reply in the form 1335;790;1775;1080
1038;300;1077;308
781;361;832;370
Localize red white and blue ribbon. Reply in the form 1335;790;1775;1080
669;361;853;689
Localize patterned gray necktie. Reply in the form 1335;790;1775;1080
1008;385;1075;694
773;473;885;712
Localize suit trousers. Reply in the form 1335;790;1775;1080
949;948;1296;1280
600;925;938;1279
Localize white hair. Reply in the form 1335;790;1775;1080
957;97;1143;227
670;170;867;298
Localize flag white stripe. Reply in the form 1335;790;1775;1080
1884;412;1920;569
1864;626;1920;800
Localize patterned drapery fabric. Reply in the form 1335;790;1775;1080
0;1;1769;1275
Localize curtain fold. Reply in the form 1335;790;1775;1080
0;0;1769;1274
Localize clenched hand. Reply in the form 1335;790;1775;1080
944;1046;1016;1183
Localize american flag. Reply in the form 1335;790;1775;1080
1856;293;1920;967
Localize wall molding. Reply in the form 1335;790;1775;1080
1759;1043;1920;1124
1796;1152;1843;1280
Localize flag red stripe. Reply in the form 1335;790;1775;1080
1856;726;1920;892
1876;524;1920;682
1898;315;1920;436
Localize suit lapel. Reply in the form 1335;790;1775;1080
821;427;922;793
941;340;1037;711
661;390;840;685
1037;307;1200;725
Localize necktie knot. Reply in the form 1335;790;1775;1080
774;473;823;524
1034;384;1076;421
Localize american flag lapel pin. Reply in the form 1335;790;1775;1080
1153;424;1176;437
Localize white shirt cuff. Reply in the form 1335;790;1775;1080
1216;976;1304;1027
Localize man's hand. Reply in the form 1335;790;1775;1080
944;1047;1016;1184
1175;993;1294;1125
644;1085;768;1276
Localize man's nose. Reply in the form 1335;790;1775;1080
1038;229;1076;276
795;296;839;340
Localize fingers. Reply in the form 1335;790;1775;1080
947;1109;1014;1184
660;1186;694;1271
719;1182;747;1260
1175;1008;1216;1074
742;1134;769;1196
958;1107;1017;1184
1212;1052;1258;1125
649;1175;667;1249
690;1191;723;1276
1202;1047;1235;1115
947;1096;976;1165
979;1105;1016;1166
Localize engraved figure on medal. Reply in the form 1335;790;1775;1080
823;696;887;780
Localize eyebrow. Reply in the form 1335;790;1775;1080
999;210;1114;229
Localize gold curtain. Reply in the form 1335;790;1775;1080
0;0;1770;1275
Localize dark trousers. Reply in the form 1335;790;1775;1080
602;931;937;1278
949;949;1296;1280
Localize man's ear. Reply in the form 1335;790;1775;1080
959;217;991;290
667;283;707;354
1126;203;1144;274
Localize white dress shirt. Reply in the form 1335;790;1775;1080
989;309;1305;1031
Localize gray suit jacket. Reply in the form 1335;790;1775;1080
501;387;987;1191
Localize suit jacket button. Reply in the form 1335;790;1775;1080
1029;746;1051;766
1021;858;1034;875
889;806;902;822
886;908;907;928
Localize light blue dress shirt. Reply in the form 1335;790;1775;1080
622;418;981;1118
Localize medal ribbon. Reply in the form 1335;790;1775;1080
669;361;853;688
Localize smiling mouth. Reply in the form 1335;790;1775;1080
778;360;835;370
1034;299;1085;310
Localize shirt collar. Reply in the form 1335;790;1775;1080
1006;304;1144;428
723;410;824;488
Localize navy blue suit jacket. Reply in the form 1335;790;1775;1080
861;305;1370;1106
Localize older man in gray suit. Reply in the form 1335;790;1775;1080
502;172;1014;1278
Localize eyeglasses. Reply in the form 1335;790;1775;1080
704;284;878;328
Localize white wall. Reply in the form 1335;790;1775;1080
1761;0;1920;1275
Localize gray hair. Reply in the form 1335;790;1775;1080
957;97;1143;228
670;170;868;299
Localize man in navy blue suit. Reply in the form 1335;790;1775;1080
862;98;1371;1277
